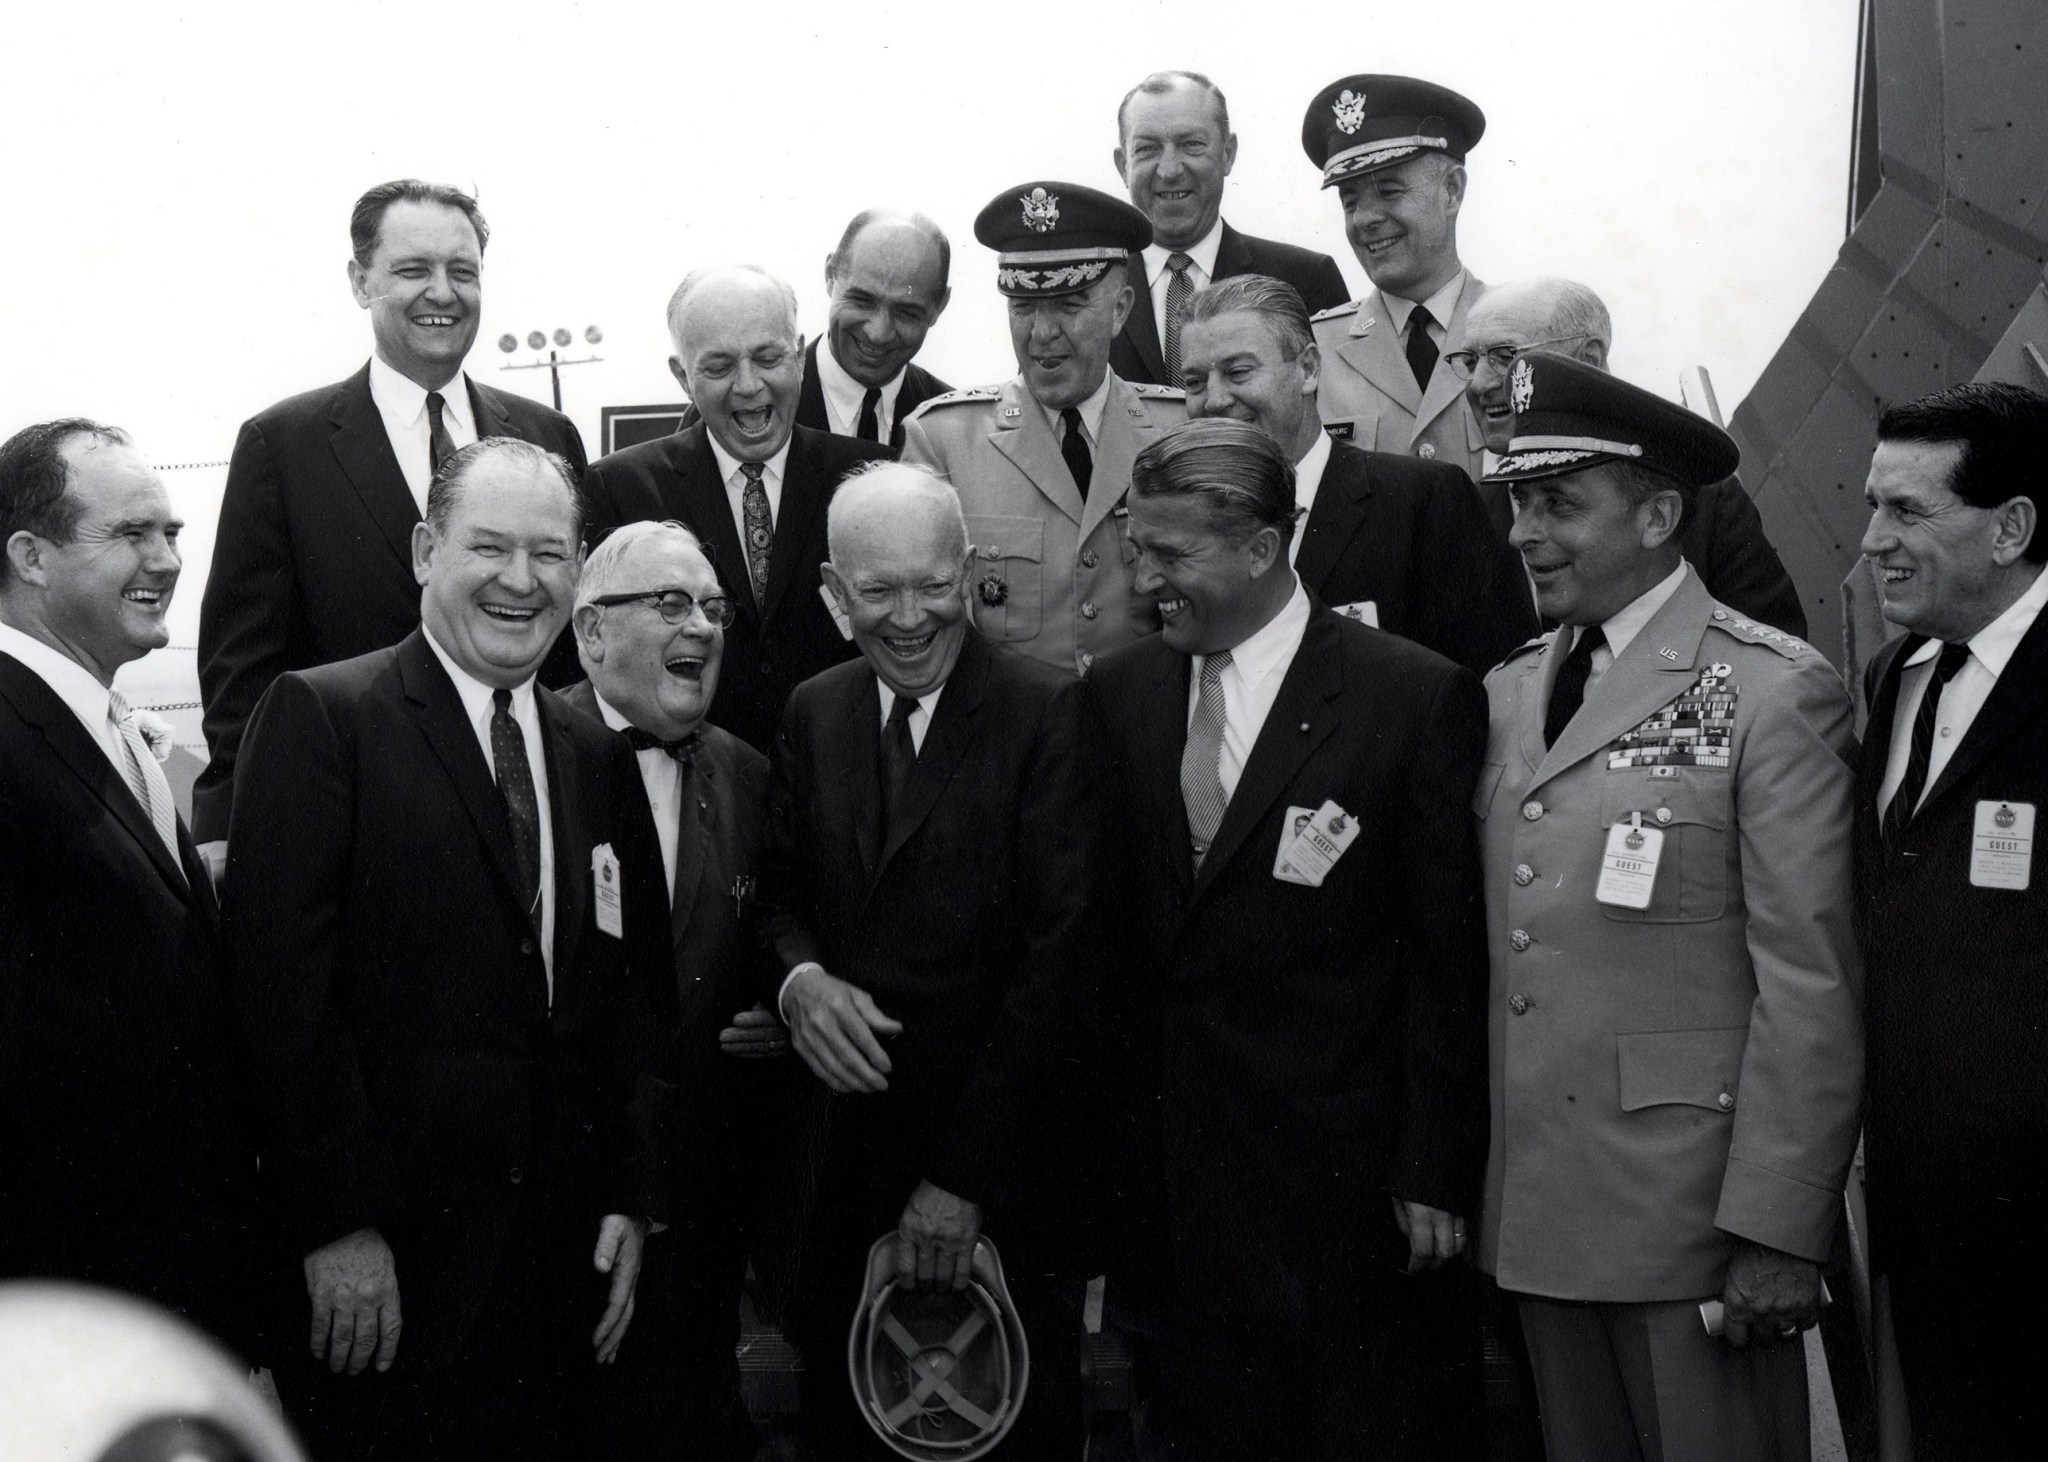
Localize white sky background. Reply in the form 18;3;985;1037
1;0;1859;650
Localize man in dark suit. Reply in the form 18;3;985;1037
1179;272;1535;674
1110;70;1348;387
1454;276;1807;636
221;438;673;1461
0;419;259;1351
563;518;784;1462
1089;419;1490;1461
196;179;588;866
1853;382;2048;1460
759;462;1099;1458
583;265;891;753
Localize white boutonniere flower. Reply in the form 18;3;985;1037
132;709;175;762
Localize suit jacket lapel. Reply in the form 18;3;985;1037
1412;273;1483;434
0;655;194;900
1213;222;1252;281
1140;649;1197;893
825;666;886;878
875;634;991;877
1190;610;1341;900
539;689;588;968
1919;607;2048;815
796;340;831;435
468;377;514;438
670;757;715;942
329;364;420;573
1335;290;1422;416
1117;255;1168;386
1859;633;1919;807
763;429;830;621
990;379;1084;525
1294;442;1371;595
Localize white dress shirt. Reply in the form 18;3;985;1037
705;434;794;562
424;627;556;996
876;679;945;754
368;353;477;516
1879;561;2048;817
1381;268;1470;352
593;689;684;903
1189;577;1313;801
1565;560;1690;698
1288;431;1335;569
815;338;907;443
1142;218;1224;359
0;621;127;774
1037;372;1112;451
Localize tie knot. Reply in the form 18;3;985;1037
1568;625;1607;662
1932;641;1971;682
624;725;701;764
888;693;919;726
740;461;765;484
493;687;512;714
1166;251;1193;274
1408;306;1435;333
107;689;132;723
1060;406;1084;436
427;390;446;411
1200;649;1233;684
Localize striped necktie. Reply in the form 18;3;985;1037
1181;650;1233;869
108;690;183;872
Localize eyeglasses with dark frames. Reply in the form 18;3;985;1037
586;588;738;628
1442;335;1589;381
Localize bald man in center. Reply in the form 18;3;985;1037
758;461;1103;1457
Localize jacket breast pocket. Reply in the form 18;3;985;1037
965;515;1045;643
1598;768;1731;923
1472;762;1506;818
1617;1026;1747;1114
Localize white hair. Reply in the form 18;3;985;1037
576;519;711;609
665;264;801;353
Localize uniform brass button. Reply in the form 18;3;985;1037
1716;1092;1735;1112
1509;994;1529;1015
508;1167;524;1185
1522;801;1544;821
1418;443;1436;459
1510;929;1532;952
1081;549;1099;568
1081;601;1099;620
1513;864;1535;886
1712;610;1729;621
1654;807;1673;825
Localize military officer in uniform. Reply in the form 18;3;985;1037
1476;353;1864;1461
902;180;1186;677
1300;76;1489;483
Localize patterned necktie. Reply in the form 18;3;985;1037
1543;626;1607;748
739;462;773;605
1181;650;1233;870
623;725;701;769
878;693;919;840
1163;251;1195;381
1404;305;1439;390
426;390;457;474
856;387;883;443
107;690;182;871
491;688;543;921
1883;641;1972;842
1060;407;1093;501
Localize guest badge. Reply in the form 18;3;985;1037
592;843;624;938
818;583;855;641
1595;812;1663;909
1970;801;2035;891
1273;800;1360;887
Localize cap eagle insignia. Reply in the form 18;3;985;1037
1020;187;1060;233
1510;357;1535;413
1332;89;1368;135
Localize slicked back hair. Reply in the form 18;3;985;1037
350;180;489;266
1878;382;2048;561
1181;274;1313;361
1117;70;1231;145
1131;418;1299;547
425;437;582;539
0;418;131;584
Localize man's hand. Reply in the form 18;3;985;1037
718;1002;790;1059
1392;1198;1467;1273
782;964;902;1094
1720;1239;1823;1348
304;1227;401;1375
897;1180;982;1291
591;1214;651;1364
197;840;228;893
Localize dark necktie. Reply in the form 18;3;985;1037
1163;251;1195;381
623;725;702;769
491;688;543;921
1181;650;1232;869
1543;626;1607;749
426;390;457;474
878;693;919;839
856;387;883;443
1060;407;1093;500
1404;305;1439;391
739;462;773;605
1883;641;1972;843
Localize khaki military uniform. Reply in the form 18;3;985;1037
1312;273;1488;484
902;373;1185;676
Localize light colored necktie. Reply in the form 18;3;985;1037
1163;251;1194;381
108;690;183;870
1181;649;1233;869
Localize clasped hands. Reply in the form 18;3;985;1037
303;1214;650;1375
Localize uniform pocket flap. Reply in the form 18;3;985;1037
1616;1026;1746;1113
1472;762;1506;818
1600;771;1730;831
967;515;1045;564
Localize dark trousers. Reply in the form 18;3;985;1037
1889;1262;2044;1460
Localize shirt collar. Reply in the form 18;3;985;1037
1382;267;1469;335
0;619;113;735
815;335;906;426
1142;217;1224;286
1904;560;2048;676
422;624;536;729
1591;560;1689;661
369;352;473;434
1293;429;1334;504
591;687;633;733
705;431;793;491
1206;575;1312;687
875;678;945;723
1037;371;1114;443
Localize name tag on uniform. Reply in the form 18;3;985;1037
592;843;624;937
1596;815;1663;909
1273;800;1360;887
1334;600;1379;628
1971;801;2035;891
818;583;855;641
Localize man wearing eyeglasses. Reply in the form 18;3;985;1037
1453;278;1806;636
565;519;782;1462
758;461;1102;1458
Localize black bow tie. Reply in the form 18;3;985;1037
623;726;702;767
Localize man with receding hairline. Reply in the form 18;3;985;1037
1110;70;1348;386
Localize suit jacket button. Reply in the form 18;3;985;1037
1521;801;1544;821
1081;550;1099;569
1080;601;1099;619
1509;994;1530;1015
1510;929;1532;952
520;938;536;957
760;660;775;676
1418;443;1437;459
508;1166;524;1184
1513;863;1535;886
